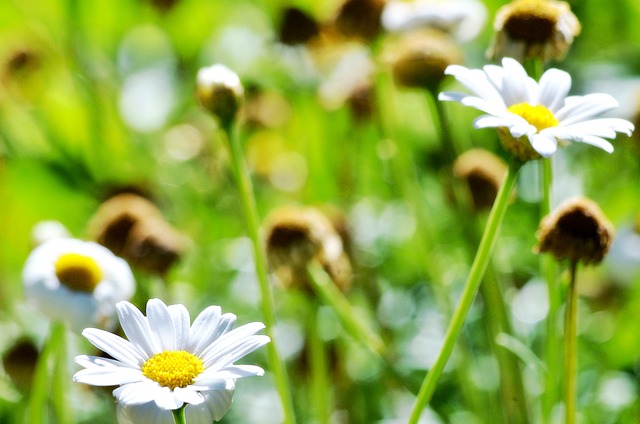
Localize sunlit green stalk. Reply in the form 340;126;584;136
52;321;72;424
563;261;579;424
308;299;330;424
408;158;523;423
306;264;418;394
222;123;297;424
172;405;187;424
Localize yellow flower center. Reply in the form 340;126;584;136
502;0;561;43
507;103;559;132
142;351;204;390
54;253;103;293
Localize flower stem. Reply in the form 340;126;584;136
222;122;297;424
408;157;523;423
306;264;418;394
563;260;579;424
172;405;187;424
51;321;72;424
307;298;330;424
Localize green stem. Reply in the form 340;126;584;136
541;157;561;424
308;299;330;424
51;321;72;424
172;405;187;424
223;123;297;424
563;261;579;424
408;158;523;423
306;264;418;394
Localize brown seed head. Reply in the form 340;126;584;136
488;0;580;62
265;206;352;292
453;149;508;211
535;197;614;265
387;29;463;91
334;0;386;41
278;7;320;46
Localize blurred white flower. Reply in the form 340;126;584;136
382;0;487;42
22;238;134;331
30;220;71;246
73;299;269;417
439;57;634;160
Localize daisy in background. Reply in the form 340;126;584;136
23;237;135;332
439;57;634;161
381;0;487;43
73;298;269;423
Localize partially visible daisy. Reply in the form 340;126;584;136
439;57;634;160
22;238;135;331
382;0;487;43
488;0;580;62
73;299;269;418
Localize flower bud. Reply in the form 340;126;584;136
535;197;614;265
196;64;244;127
278;7;320;46
334;0;385;41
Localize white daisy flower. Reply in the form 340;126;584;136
22;238;135;331
381;0;487;43
73;299;269;417
439;57;635;160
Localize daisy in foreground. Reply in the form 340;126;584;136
73;299;270;424
439;57;634;160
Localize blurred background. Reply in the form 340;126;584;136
1;0;640;422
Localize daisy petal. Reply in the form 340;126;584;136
73;355;144;386
537;68;572;112
168;304;191;351
529;134;558;157
114;381;159;405
202;335;271;370
174;387;205;405
200;365;265;380
117;301;161;357
556;93;619;124
147;299;176;351
82;328;145;367
153;386;184;410
576;135;614;153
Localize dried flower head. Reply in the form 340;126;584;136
334;0;386;41
453;149;507;211
278;7;320;46
196;64;244;127
488;0;581;62
88;193;186;276
535;197;614;265
122;216;187;276
3;339;39;391
388;29;463;91
265;206;352;292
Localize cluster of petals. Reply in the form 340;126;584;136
439;57;634;157
73;299;269;418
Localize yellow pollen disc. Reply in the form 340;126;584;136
54;253;104;293
142;351;204;390
507;103;559;132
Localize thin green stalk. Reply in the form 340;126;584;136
306;264;419;394
222;123;297;424
308;299;330;424
541;157;561;424
408;158;523;424
172;405;187;424
28;330;54;423
563;261;579;424
51;321;72;424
